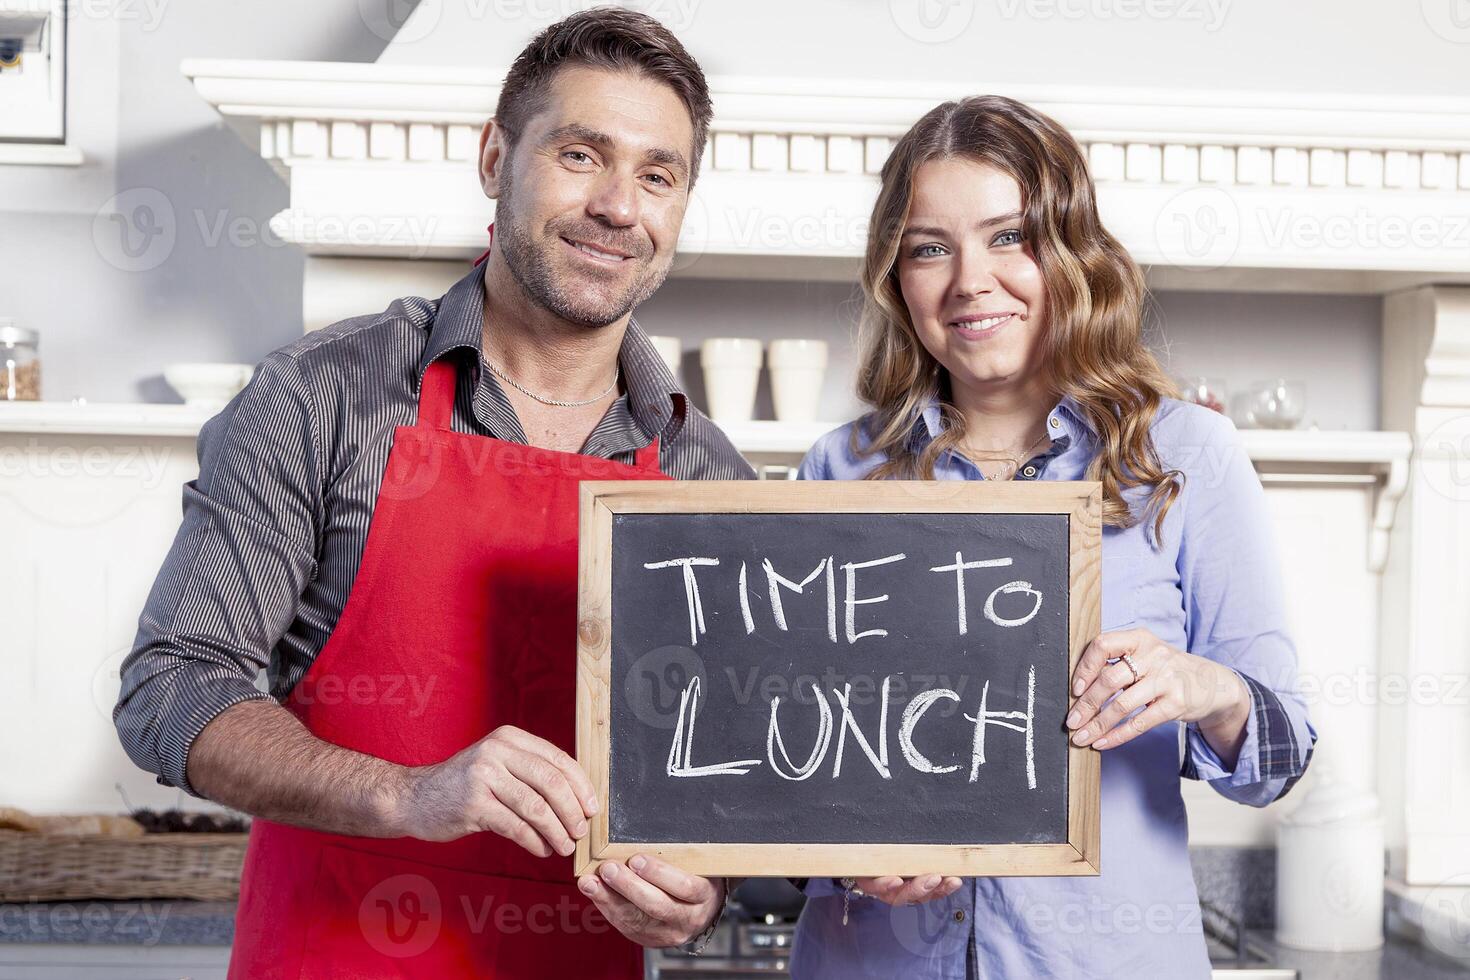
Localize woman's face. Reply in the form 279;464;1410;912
896;157;1048;396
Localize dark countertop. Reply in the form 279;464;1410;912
5;900;1470;980
0;900;235;946
1239;928;1470;980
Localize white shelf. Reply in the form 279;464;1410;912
0;401;217;437
724;419;1412;467
0;404;1414;470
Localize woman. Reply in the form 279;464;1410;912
790;96;1316;978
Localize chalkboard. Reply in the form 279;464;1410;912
576;481;1100;878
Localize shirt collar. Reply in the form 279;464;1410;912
913;391;1098;447
414;262;687;441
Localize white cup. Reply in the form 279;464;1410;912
767;339;828;423
700;338;763;423
646;335;683;381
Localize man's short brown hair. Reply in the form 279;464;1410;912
494;8;713;184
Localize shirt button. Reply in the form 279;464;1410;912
1049;416;1062;429
954;909;967;923
1022;465;1037;478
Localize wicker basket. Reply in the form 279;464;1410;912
0;829;248;902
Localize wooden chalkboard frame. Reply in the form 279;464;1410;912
575;480;1102;877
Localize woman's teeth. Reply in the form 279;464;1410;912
952;314;1013;329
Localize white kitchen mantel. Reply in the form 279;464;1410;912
181;59;1470;299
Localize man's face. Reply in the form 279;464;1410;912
490;66;695;328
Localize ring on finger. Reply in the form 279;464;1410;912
1107;653;1140;684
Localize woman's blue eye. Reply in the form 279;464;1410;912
994;229;1024;246
911;243;947;258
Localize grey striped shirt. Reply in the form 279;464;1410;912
114;263;755;794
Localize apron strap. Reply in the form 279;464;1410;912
417;358;458;430
472;222;495;267
633;436;661;471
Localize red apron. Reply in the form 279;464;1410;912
228;351;667;978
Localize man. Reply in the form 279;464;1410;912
114;9;751;977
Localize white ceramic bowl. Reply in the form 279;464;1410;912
164;362;255;408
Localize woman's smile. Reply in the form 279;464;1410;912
948;311;1023;341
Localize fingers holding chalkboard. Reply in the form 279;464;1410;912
397;725;597;858
486;725;600;816
855;875;965;906
577;857;725;947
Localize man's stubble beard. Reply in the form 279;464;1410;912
494;164;676;329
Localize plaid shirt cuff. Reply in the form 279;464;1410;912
1180;670;1313;799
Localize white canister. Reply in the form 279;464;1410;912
646;335;683;382
767;339;828;424
700;338;763;423
1274;773;1384;952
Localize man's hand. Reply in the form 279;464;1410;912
394;725;599;856
853;875;964;906
577;855;724;947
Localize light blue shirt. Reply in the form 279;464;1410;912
790;394;1317;980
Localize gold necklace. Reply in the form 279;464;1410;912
959;429;1052;480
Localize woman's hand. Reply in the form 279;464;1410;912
852;875;964;906
578;855;725;947
1066;627;1251;762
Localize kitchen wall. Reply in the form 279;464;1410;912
0;0;389;405
0;0;1449;415
633;281;1383;431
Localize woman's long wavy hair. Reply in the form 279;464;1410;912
855;94;1182;542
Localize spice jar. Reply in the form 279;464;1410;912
1;320;41;401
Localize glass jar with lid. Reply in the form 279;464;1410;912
1;319;40;401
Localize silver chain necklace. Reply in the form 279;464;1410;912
485;359;620;408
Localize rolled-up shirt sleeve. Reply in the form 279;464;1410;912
114;351;322;796
1175;411;1317;807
